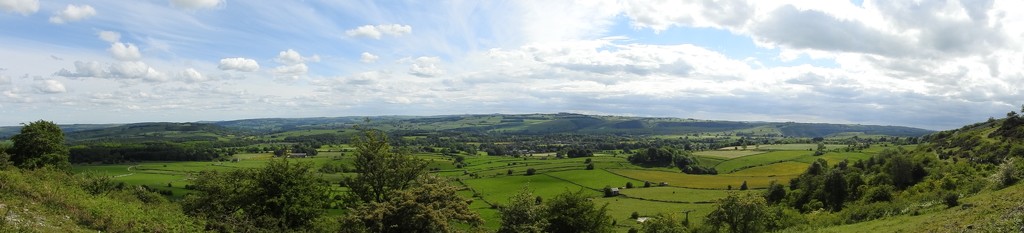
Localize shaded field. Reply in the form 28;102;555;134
462;174;594;205
719;144;846;151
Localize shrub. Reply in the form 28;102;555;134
508;169;514;175
644;181;652;188
943;193;959;208
586;163;595;170
626;182;634;189
526;168;537;176
631;211;640;219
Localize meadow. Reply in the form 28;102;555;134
72;142;881;232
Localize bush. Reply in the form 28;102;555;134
626;182;634;189
507;169;514;175
944;193;959;208
644;181;652;188
586;163;595;170
631;211;640;219
526;168;537;175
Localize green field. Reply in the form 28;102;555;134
714;150;810;173
607;169;792;190
69;142;900;232
726;161;809;177
693;150;764;159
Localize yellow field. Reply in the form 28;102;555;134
725;161;809;177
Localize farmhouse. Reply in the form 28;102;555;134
610;187;620;196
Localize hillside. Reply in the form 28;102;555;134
0;113;934;141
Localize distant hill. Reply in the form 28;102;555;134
0;113;934;140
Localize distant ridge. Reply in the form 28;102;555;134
0;113;934;140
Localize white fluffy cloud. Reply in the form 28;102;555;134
180;68;206;82
109;42;142;61
360;52;379;63
218;57;259;72
49;4;96;24
407;56;444;77
109;61;165;82
170;0;222;10
35;80;66;94
98;31;121;43
0;0;38;15
276;49;303;65
345;24;412;39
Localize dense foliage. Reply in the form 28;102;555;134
182;159;330;232
628;147;717;174
9;120;71;171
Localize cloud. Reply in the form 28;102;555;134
49;4;96;24
180;68;206;82
35;80;66;94
276;49;304;65
55;61;105;78
407;56;444;77
0;0;37;15
98;31;121;43
218;57;259;72
360;52;379;63
273;63;308;79
345;24;412;39
0;75;11;85
109;61;165;82
170;0;223;10
109;42;142;61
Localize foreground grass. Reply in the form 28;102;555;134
0;168;203;232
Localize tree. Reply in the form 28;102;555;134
705;193;770;233
603;186;615;197
640;213;687;233
348;129;427;203
626;182;634;188
764;181;786;205
586;163;595;170
526;167;537;175
343;175;482;233
822;169;848;211
499;188;547;233
9;120;70;171
182;158;329;231
739;181;748;190
544;190;613;233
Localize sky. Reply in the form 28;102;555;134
1;0;1023;130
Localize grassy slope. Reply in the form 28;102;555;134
0;168;203;232
816;183;1024;232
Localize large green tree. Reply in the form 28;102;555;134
182;158;329;232
705;193;770;233
342;175;482;233
10;120;70;171
543;190;613;233
498;188;548;233
347;129;427;203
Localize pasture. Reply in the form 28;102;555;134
71;142;889;232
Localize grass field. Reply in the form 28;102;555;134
719;144;846;151
616;186;750;203
545;169;641;190
607;169;793;190
726;161;809;177
71;142;874;232
693;150;764;159
714;150;810;173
